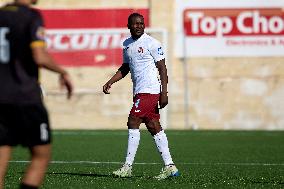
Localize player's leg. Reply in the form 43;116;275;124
0;104;13;189
113;115;142;177
145;119;180;180
20;144;51;188
143;93;176;167
145;118;162;136
0;145;12;189
19;103;51;188
125;115;142;165
145;119;174;165
113;94;145;177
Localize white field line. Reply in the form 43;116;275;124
52;130;284;135
53;131;128;136
52;131;284;137
9;161;284;166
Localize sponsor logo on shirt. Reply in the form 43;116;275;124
158;47;164;55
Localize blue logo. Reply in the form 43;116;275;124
134;99;140;108
158;47;164;55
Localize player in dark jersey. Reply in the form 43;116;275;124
0;0;73;189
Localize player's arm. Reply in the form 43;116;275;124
31;44;73;99
29;11;73;99
103;63;130;94
156;58;168;109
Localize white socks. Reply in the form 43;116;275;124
124;129;174;166
125;129;140;166
154;130;174;166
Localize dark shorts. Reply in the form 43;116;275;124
129;93;160;122
0;103;51;147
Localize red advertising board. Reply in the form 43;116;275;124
183;8;284;37
176;2;284;57
40;9;149;66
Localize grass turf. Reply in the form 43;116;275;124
5;130;284;188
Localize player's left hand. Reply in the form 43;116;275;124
159;92;168;109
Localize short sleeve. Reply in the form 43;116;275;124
30;10;46;48
149;40;165;62
123;47;130;64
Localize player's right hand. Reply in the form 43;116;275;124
103;83;112;94
60;73;73;99
159;92;168;109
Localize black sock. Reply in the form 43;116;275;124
19;183;38;189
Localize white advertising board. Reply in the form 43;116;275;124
175;0;284;57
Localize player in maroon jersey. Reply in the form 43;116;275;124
103;13;179;180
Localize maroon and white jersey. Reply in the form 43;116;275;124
123;33;165;95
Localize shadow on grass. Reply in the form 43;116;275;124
46;172;111;177
45;172;150;179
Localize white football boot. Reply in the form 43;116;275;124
154;164;180;180
112;164;132;178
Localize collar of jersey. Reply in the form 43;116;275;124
131;33;146;41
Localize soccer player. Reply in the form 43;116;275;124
103;13;179;180
0;0;73;188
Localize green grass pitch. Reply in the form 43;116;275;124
5;130;284;188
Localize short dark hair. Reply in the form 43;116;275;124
128;13;144;25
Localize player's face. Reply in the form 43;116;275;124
128;16;145;39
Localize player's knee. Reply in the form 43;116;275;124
149;127;162;136
146;127;156;136
146;120;162;136
30;145;51;161
127;122;139;129
127;116;141;129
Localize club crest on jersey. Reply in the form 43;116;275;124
158;47;164;55
36;26;46;40
138;47;144;53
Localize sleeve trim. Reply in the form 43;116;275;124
30;41;46;48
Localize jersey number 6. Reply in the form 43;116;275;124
0;27;10;64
